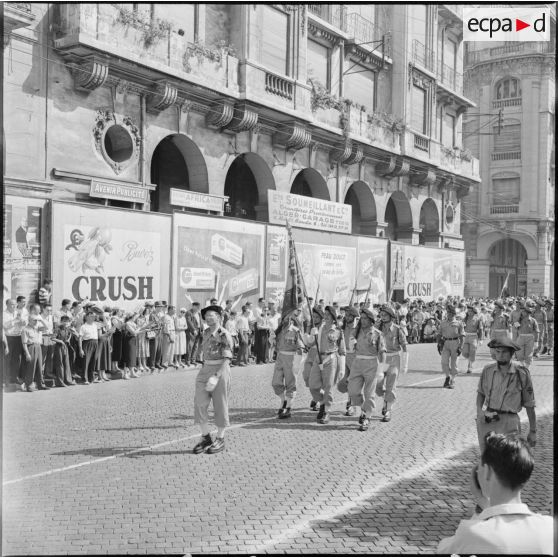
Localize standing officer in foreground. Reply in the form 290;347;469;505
192;305;234;455
476;338;536;452
437;304;464;389
376;305;406;422
309;306;346;424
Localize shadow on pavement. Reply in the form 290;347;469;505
287;413;554;553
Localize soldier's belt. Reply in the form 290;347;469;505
205;359;225;364
355;355;377;360
487;408;517;415
493;329;508;332
518;333;534;337
278;351;296;356
320;351;337;356
442;337;459;341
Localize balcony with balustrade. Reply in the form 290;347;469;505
345;12;392;59
307;4;347;32
466;41;556;65
4;2;35;45
411;39;436;74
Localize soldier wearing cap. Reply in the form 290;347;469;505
376;304;406;422
272;310;306;419
348;308;385;431
308;305;346;424
476;338;537;452
437;304;464;389
192;305;234;455
341;305;359;416
302;306;324;411
490;300;511;344
542;300;553;355
509;301;523;342
515;305;539;369
532;300;547;358
462;305;484;374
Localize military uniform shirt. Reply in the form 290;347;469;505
276;324;305;353
464;315;483;336
517;317;539;335
318;324;346;356
439;318;464;340
201;327;234;360
382;322;407;352
492;313;510;330
477;362;535;413
547;308;554;323
344;323;357;353
354;326;384;356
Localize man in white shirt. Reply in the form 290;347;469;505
267;301;280;362
4;298;27;387
254;298;270;364
437;432;553;555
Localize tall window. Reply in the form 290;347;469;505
411;85;427;134
492;176;520;203
260;6;289;75
493;122;521;153
344;67;375;109
495;77;521;100
307;40;329;88
409;4;427;45
443;37;457;71
442;112;456;147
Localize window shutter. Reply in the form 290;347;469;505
344;66;375;109
307;40;329;87
493;124;520;152
493;177;520;203
411;85;426;134
261;6;288;75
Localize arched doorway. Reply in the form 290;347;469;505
224;153;275;221
290;169;330;200
150;134;208;213
384;192;412;241
419;198;440;245
488;238;528;297
344;181;377;235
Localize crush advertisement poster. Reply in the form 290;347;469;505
173;214;265;309
51;203;171;310
3;196;44;301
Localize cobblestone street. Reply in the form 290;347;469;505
2;343;554;555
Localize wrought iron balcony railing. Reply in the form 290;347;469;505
307;4;347;31
412;39;436;73
345;12;391;57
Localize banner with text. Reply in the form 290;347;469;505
3;196;45;301
356;237;389;304
268;190;352;234
51;202;171;310
173;214;265;309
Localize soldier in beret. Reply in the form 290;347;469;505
376;305;406;422
347;308;385;431
437;305;464;389
308;305;346;424
302;306;325;411
476;338;537;452
272;310;306;419
462;305;484;374
532;301;547;358
192;305;234;455
341;305;359;416
515;306;539;369
490;300;511;343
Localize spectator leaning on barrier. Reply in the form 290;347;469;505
437;432;552;555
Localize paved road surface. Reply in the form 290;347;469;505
2;343;554;555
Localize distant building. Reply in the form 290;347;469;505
462;7;555;297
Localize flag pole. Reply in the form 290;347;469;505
499;271;510;299
287;222;322;365
348;277;358;307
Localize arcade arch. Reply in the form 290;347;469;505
290;168;330;200
418;198;440;245
344;181;377;235
488;238;528;297
384;191;413;241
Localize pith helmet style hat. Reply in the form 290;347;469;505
201;305;223;320
324;305;338;320
360;308;377;321
380;305;396;319
487;338;521;352
342;306;359;318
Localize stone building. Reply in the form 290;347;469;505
3;3;479;300
462;7;555;297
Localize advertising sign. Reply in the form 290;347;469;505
89;180;149;204
173;214;265;308
390;243;465;301
268;190;352;234
356;237;389;304
3;196;44;301
264;225;288;305
51;202;171;309
170;188;224;213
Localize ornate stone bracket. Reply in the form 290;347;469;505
70;57;109;92
329;139;353;166
224;102;259;133
375;155;397;177
272;122;312;151
146;81;178;114
378;156;409;177
344;142;363;165
411;169;436;188
205;99;235;130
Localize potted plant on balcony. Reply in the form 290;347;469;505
115;7;171;49
308;78;344;129
183;40;238;87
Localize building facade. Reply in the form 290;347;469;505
462;8;555;298
3;3;479;303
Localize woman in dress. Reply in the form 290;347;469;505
110;308;124;376
136;306;151;373
122;313;141;379
174;308;188;367
96;310;114;382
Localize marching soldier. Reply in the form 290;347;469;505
348;308;385;431
543;299;554;355
462;305;484;374
476;338;537;452
376;305;406;422
437;305;464;389
342;305;359;416
532;300;547;358
308;306;346;424
515;305;539;369
490;300;511;342
272;310;306;419
509;300;523;342
192;305;234;455
302;306;324;411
